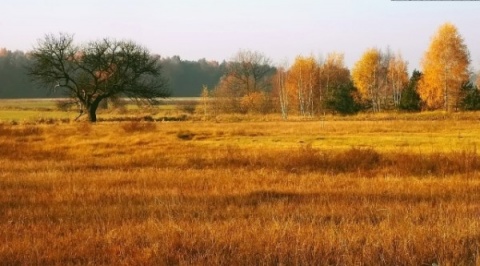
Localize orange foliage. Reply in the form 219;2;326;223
240;91;269;113
94;64;117;82
419;22;470;111
0;48;7;57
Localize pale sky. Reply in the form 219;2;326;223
1;0;479;72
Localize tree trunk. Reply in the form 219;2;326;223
444;67;449;112
87;97;103;123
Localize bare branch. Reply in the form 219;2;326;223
27;33;170;122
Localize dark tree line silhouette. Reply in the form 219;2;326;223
0;48;224;98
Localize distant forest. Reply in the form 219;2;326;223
0;48;225;98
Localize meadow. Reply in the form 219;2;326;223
0;100;480;265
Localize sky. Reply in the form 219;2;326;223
1;0;479;72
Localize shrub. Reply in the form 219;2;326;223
121;121;157;133
177;101;197;114
177;130;195;140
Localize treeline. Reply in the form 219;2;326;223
201;23;480;117
0;49;225;98
0;49;58;98
200;50;419;117
159;56;226;97
2;22;480;116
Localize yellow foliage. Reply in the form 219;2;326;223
419;22;470;111
286;55;320;116
352;48;381;104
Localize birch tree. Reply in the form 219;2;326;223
352;48;382;112
273;66;289;119
287;56;319;116
418;23;470;111
387;53;409;107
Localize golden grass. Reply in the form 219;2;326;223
0;98;189;123
1;119;480;265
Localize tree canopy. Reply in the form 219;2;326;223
27;33;170;122
352;48;383;112
418;23;470;111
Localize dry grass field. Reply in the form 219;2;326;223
1;112;480;265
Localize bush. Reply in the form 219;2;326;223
120;121;157;133
177;130;195;140
177;101;198;114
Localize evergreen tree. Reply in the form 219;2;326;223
399;70;422;112
326;82;361;115
461;81;480;111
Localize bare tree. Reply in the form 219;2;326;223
28;33;169;122
225;49;274;94
387;53;409;108
214;50;275;113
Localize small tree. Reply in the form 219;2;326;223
399;70;422;112
326;82;361;115
214;50;275;114
387;53;409;107
225;50;273;94
319;52;351;112
240;91;271;114
461;81;480;111
200;85;210;119
28;33;170;122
